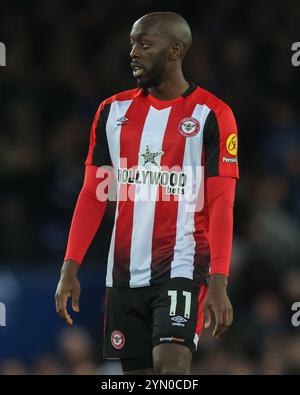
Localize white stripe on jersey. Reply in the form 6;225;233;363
129;105;172;287
106;99;133;170
106;99;133;287
170;104;211;279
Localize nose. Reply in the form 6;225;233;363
130;44;140;59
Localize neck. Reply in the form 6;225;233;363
148;67;189;101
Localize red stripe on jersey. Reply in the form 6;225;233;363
150;100;198;281
113;97;151;285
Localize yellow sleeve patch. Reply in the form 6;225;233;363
226;133;238;156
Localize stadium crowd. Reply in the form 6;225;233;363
0;0;300;374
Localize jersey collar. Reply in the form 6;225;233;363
141;81;197;99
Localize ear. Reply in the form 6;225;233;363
169;42;183;61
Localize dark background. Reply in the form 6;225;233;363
0;0;300;374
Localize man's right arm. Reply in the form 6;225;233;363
64;165;109;265
55;164;110;324
55;98;113;324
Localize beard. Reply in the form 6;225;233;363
136;57;167;89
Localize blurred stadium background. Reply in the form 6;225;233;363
0;0;300;375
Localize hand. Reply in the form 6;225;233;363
55;260;81;325
203;274;233;338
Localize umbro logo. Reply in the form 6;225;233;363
171;316;188;324
116;116;128;126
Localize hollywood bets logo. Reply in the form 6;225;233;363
94;156;205;212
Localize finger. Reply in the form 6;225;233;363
213;322;225;338
55;291;64;314
215;308;234;338
72;288;80;312
224;309;231;328
217;307;234;338
217;310;231;337
61;293;73;325
55;292;60;314
229;307;233;326
57;292;73;325
212;308;224;338
204;306;212;329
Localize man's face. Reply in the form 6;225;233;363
130;23;170;89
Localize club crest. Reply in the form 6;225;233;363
111;330;125;349
178;117;200;137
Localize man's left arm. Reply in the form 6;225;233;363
204;176;236;338
202;101;239;337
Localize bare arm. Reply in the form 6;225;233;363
55;259;81;325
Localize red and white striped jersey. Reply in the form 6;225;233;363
86;83;239;288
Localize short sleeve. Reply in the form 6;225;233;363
85;102;112;167
203;104;239;178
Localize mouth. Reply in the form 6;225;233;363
131;63;146;78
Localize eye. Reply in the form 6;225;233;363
129;42;150;50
